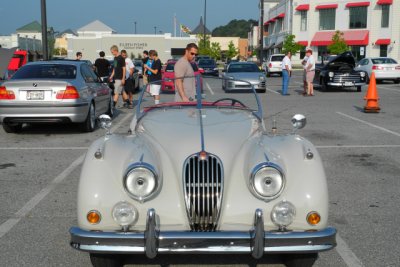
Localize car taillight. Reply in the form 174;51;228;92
395;66;400;70
372;65;384;70
0;86;15;100
269;63;272;68
56;86;80;99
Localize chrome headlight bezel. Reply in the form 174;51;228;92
360;71;366;77
249;162;285;201
123;162;160;202
328;71;334;77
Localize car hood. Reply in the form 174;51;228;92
225;72;263;82
326;51;356;68
138;108;261;166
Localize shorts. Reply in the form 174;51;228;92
124;78;135;94
149;84;161;96
303;70;307;82
306;71;315;83
114;79;123;94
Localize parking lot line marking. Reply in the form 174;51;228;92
0;113;133;239
376;86;400;93
0;147;89;150
205;80;214;95
266;88;280;94
336;234;364;267
337;112;400;138
316;145;400;148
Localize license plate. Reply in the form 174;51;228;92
27;91;44;100
344;82;353;86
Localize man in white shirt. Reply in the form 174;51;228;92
121;50;135;108
305;48;315;96
281;51;292;95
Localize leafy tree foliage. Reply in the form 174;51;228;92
197;34;211;55
282;34;303;56
209;42;222;60
53;47;67;56
328;31;349;55
226;41;238;59
212;19;258;38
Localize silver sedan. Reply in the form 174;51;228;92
0;60;113;133
355;57;400;84
222;62;266;92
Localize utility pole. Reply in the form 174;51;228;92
203;0;207;49
259;0;264;64
134;21;137;34
154;26;157;35
41;0;48;60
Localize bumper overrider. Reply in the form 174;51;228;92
70;209;337;259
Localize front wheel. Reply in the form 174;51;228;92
356;86;362;92
90;254;122;267
283;253;318;267
2;122;23;133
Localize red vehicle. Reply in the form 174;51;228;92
6;50;28;79
161;60;204;93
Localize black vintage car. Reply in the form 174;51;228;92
314;51;367;92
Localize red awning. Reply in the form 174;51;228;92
316;4;338;9
377;0;392;4
296;4;310;11
278;13;285;18
297;41;308;46
346;2;370;7
375;39;391;45
310;30;369;46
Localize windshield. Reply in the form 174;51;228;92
198;59;215;65
227;63;260;73
270;55;284;62
371;58;397;64
11;64;77;79
136;76;262;121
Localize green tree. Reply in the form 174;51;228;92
328;31;349;55
226;41;238;59
282;34;302;56
212;19;258;38
209;42;222;60
197;34;211;55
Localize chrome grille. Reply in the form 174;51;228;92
183;153;223;231
332;74;361;83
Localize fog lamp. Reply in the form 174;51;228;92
112;201;138;228
86;210;101;224
271;201;296;229
307;211;321;226
360;72;366;77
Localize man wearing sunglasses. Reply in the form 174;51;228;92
174;43;198;102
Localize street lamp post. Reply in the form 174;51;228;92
203;0;207;49
134;21;137;34
154;26;157;35
41;0;48;60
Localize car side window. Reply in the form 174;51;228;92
80;65;95;83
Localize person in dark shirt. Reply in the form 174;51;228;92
142;50;149;85
109;45;126;108
94;51;110;79
144;50;162;104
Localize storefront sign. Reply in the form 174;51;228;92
119;42;148;50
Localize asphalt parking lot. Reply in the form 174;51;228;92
0;72;399;267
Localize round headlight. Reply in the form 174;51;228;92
360;71;366;77
271;200;296;228
112;201;138;227
250;164;284;200
124;164;158;202
259;75;266;82
328;72;334;77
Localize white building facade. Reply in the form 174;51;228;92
262;0;399;62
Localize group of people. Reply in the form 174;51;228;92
281;48;316;96
85;42;199;109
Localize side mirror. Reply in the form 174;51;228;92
291;114;306;132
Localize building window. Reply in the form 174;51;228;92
380;45;388;57
300;11;307;31
319;9;336;30
381;5;390;28
349;7;367;29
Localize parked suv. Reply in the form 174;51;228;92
264;54;285;77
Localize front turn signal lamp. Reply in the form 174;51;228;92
87;210;101;224
307;211;321;226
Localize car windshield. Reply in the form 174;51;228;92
271;55;284;62
136;76;262;120
134;61;142;67
199;59;215;65
11;64;77;79
228;63;260;73
165;63;175;72
371;58;397;64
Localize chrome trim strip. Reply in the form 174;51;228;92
70;211;337;256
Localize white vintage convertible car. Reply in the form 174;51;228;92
70;76;336;267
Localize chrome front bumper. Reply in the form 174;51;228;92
327;82;365;87
70;209;336;259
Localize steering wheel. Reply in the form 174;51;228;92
211;98;247;108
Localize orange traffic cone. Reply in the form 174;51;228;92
364;72;380;113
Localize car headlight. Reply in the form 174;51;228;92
250;163;285;201
124;163;159;202
360;72;365;77
259;75;266;82
328;72;334;78
112;201;138;228
271;200;296;229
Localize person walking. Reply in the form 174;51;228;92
142;50;149;85
94;51;110;81
76;52;82;60
121;49;135;108
305;48;316;96
108;45;126;108
174;43;198;102
281;51;292;96
144;50;162;105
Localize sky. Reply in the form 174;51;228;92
0;0;260;36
